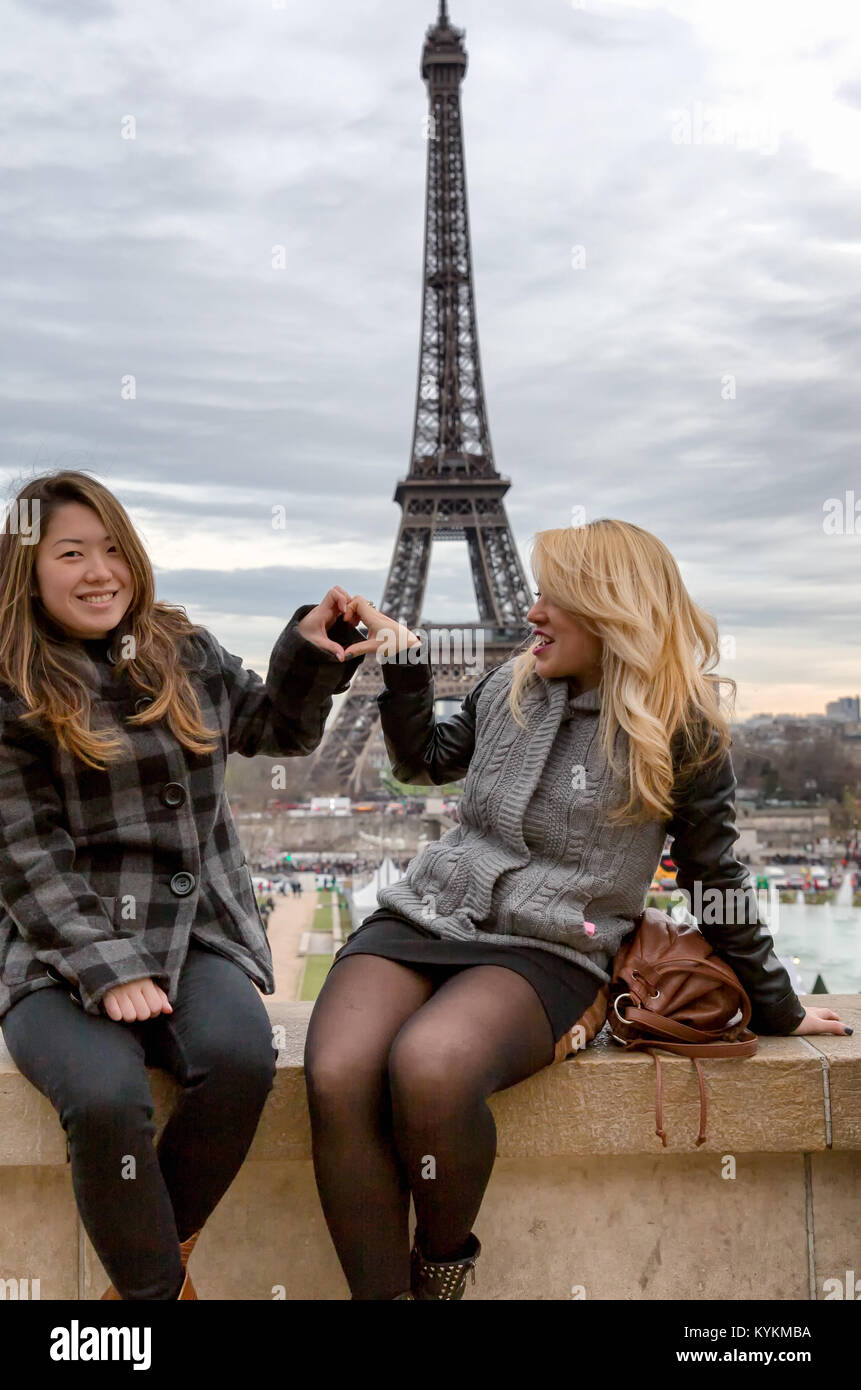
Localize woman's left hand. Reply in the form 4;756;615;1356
339;594;421;660
789;1006;852;1036
296;587;355;661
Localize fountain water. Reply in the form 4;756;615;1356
834;870;856;920
773;874;861;991
836;873;854;909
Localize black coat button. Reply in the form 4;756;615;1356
135;696;153;713
160;782;186;808
170;872;196;897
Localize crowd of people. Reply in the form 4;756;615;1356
251;856;412;881
250;857;415;928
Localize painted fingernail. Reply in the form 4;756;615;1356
583;921;596;936
844;1026;854;1035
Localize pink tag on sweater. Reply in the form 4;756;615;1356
583;920;596;936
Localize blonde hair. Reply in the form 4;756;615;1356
508;519;735;824
0;470;221;769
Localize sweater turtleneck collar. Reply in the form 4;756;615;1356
565;683;601;712
563;683;601;718
80;632;113;651
77;627;124;667
36;607;130;663
522;669;603;722
533;673;602;721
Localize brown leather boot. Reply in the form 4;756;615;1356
410;1232;481;1300
178;1230;200;1269
100;1230;202;1300
100;1269;197;1300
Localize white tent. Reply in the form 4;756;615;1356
350;857;404;926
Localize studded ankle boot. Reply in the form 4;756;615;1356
410;1232;481;1300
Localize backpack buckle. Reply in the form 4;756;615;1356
613;991;635;1022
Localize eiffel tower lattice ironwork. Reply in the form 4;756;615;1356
310;1;532;795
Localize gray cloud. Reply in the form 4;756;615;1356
1;0;859;705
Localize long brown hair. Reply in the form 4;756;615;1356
0;470;221;768
508;520;736;825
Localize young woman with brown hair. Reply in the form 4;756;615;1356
0;469;364;1299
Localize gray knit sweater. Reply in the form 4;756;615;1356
376;660;667;986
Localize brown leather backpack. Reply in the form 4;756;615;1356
607;906;758;1147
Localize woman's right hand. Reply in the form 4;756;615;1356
789;1006;851;1037
101;977;173;1022
340;595;422;661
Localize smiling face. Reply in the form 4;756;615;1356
526;587;603;691
33;502;133;639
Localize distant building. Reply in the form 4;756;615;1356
826;696;861;721
735;806;831;862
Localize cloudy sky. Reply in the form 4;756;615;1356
2;0;860;718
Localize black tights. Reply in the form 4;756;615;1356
303;953;556;1300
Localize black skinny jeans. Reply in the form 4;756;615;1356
2;945;277;1300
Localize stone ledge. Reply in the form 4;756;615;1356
0;994;857;1165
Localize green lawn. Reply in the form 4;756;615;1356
316;888;349;909
299;954;334;1001
312;904;335;932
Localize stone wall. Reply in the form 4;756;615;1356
1;996;858;1300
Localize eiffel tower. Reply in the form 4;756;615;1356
310;0;532;795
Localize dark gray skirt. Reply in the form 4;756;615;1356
330;907;602;1044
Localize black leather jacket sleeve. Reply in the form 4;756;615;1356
377;657;808;1036
666;743;807;1036
376;648;496;786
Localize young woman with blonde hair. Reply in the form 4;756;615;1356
304;518;850;1301
0;469;365;1299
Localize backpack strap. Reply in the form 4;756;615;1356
620;1005;758;1050
629;1049;708;1147
623;1031;759;1058
623;1034;758;1147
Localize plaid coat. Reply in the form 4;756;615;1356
0;605;365;1018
